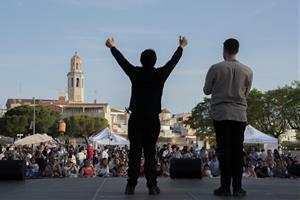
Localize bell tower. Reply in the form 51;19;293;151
67;52;84;102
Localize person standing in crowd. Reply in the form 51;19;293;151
76;147;86;166
100;146;109;160
35;143;48;174
105;35;187;195
260;149;267;161
204;38;253;197
87;144;94;159
266;149;275;170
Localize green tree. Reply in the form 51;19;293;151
296;132;300;140
247;88;287;138
247;82;300;138
186;81;300;140
64;115;109;137
247;88;265;130
184;98;214;140
0;115;28;136
285;81;300;130
0;105;60;137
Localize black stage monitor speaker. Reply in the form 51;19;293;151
288;163;300;177
169;158;202;179
0;160;25;180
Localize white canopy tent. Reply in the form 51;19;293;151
244;125;278;150
90;128;129;147
14;133;55;146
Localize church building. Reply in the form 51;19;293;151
6;52;129;132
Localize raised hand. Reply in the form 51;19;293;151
179;35;188;48
105;37;115;48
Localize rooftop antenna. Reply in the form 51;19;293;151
33;97;36;135
94;90;98;102
18;82;22;100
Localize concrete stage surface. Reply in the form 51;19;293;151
0;177;299;200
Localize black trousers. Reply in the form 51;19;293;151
213;120;246;190
127;113;160;188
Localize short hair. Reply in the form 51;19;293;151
140;49;157;68
223;38;239;54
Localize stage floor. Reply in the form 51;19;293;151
0;177;299;200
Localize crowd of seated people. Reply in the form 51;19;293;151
0;143;298;179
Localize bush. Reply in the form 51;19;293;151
296;132;300;140
280;141;300;150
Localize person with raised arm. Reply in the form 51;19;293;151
105;35;187;195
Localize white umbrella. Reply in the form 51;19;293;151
14;133;55;146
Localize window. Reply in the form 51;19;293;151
71;78;74;87
76;63;79;70
82;80;83;88
76;78;80;87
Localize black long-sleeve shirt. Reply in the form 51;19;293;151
110;46;183;115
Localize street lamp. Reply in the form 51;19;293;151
33;97;36;134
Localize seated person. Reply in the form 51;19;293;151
202;164;213;178
26;158;39;177
95;158;110;177
43;156;63;177
288;161;300;178
116;164;127;177
64;159;79;178
79;159;96;177
155;162;163;177
208;155;220;177
110;157;122;177
255;159;268;178
243;158;257;178
139;158;145;176
273;159;288;178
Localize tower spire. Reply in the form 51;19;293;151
67;52;84;102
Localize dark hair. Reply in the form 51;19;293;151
223;38;239;54
140;49;157;68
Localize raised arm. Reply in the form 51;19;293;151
105;37;135;77
158;35;188;80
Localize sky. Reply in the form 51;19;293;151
0;0;299;114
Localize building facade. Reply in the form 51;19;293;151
110;108;129;135
6;53;114;128
0;108;6;118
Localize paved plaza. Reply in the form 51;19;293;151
0;177;299;200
